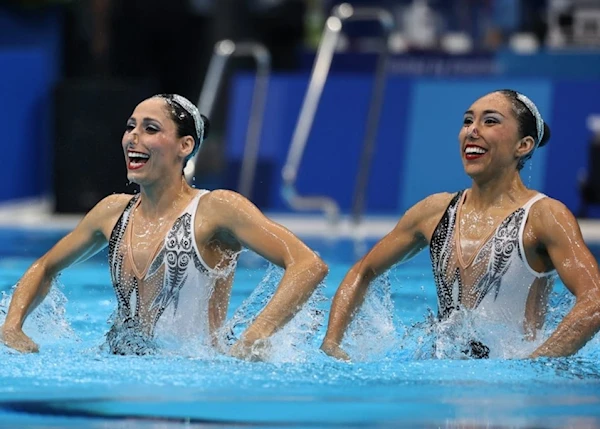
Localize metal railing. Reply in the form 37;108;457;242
185;39;271;199
280;3;395;225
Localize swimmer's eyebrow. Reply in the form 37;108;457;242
126;117;163;125
464;109;506;117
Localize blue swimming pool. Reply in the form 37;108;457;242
1;227;599;428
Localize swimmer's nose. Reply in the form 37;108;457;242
128;133;139;146
466;124;479;139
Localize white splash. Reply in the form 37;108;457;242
0;280;78;348
217;264;328;363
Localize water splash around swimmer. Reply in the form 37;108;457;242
0;281;77;353
336;275;600;362
340;272;401;362
218;263;328;363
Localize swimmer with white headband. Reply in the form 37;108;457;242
2;94;328;359
322;89;600;360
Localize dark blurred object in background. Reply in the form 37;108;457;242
578;115;600;218
249;0;306;70
547;0;600;48
52;0;308;211
53;79;153;213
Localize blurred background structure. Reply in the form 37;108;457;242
1;0;600;220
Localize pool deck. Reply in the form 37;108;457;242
2;196;600;242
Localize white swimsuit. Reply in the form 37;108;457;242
106;190;226;354
429;190;556;357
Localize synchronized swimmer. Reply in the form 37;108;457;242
2;90;600;361
0;94;328;359
321;90;600;360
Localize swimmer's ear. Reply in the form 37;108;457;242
180;135;195;160
515;135;536;159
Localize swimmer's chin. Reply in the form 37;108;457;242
125;172;149;186
126;177;141;186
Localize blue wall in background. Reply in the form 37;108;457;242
399;80;552;213
0;49;55;201
227;75;411;213
227;74;599;216
0;7;62;201
1;13;599;218
546;81;600;214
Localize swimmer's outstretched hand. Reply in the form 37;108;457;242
0;325;39;353
320;339;350;361
229;337;271;362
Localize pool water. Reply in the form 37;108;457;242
1;228;599;428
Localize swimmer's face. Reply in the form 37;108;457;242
459;92;533;180
122;98;193;186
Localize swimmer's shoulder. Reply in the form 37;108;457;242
410;192;456;219
95;193;137;215
84;193;137;233
197;189;243;205
195;189;254;218
527;195;578;236
528;194;563;212
396;192;456;237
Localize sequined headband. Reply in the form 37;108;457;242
171;95;204;156
516;93;544;147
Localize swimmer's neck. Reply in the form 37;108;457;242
137;176;195;218
468;173;529;210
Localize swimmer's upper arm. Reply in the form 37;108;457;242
531;198;600;299
201;190;323;269
528;198;600;357
41;194;132;276
357;192;453;278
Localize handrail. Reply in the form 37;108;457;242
350;9;394;225
281;3;395;224
185;39;271;200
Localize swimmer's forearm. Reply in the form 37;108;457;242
530;298;600;358
243;258;327;342
5;261;54;329
323;267;371;346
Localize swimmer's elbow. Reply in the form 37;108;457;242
304;253;328;284
574;294;600;333
350;260;377;284
587;299;600;329
314;256;329;281
29;256;53;280
287;251;328;285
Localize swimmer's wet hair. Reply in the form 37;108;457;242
496;89;551;170
154;94;211;162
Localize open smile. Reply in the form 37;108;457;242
464;144;487;161
127;151;150;170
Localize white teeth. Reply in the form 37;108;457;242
465;146;486;155
128;151;149;159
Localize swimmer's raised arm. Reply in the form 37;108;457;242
321;193;452;360
529;199;600;358
1;194;131;353
199;190;328;360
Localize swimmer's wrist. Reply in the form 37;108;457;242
321;335;342;348
242;318;278;344
3;314;24;331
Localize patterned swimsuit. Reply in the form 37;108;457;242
106;191;223;354
429;190;555;357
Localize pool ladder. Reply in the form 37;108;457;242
184;39;271;200
281;3;395;227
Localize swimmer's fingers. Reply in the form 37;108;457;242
320;339;350;362
0;325;39;353
229;338;270;362
227;341;245;360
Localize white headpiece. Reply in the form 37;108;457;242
172;95;205;158
155;94;205;159
516;92;544;147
